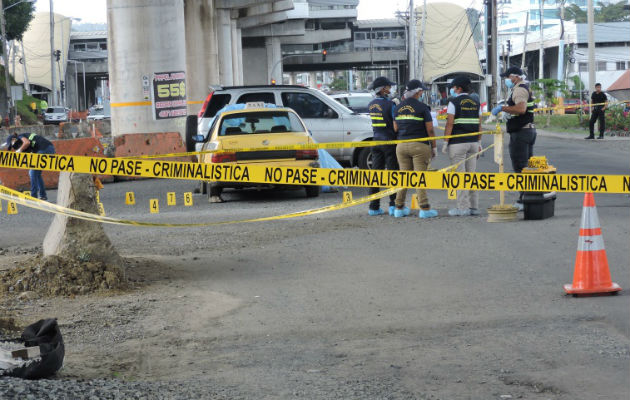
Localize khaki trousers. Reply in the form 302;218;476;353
447;142;479;210
395;142;432;209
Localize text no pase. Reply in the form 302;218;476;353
265;167;318;184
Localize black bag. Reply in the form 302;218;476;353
3;318;65;379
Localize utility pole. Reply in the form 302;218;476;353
556;0;566;113
538;0;544;80
0;0;13;123
21;41;30;94
408;0;416;79
49;0;56;106
490;0;498;106
520;11;529;70
587;0;595;104
418;0;426;81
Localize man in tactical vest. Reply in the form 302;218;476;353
393;79;438;219
491;66;536;209
443;75;482;216
367;76;399;216
5;133;56;200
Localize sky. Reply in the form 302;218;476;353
35;0;485;25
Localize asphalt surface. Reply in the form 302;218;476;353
0;131;628;399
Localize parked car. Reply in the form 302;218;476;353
330;92;373;114
87;106;110;121
43;107;69;125
186;85;374;169
563;98;588;114
192;104;320;202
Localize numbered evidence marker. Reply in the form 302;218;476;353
97;202;106;216
167;192;176;206
7;201;18;215
447;189;457;200
183;192;193;206
342;191;353;203
150;199;159;214
125;192;136;205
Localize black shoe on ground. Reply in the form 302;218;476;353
597;135;604;139
584;135;595;140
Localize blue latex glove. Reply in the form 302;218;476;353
491;105;503;116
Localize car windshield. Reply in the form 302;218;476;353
219;111;305;136
46;107;65;113
91;109;104;115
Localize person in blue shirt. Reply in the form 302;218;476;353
366;76;399;216
393;80;438;219
5;133;56;200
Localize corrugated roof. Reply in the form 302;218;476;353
70;31;108;40
607;70;630;91
355;19;404;28
576;22;630;44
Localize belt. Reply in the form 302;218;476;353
522;123;535;129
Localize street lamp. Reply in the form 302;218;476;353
57;16;81;108
0;0;36;123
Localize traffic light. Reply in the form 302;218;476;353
322;49;327;62
60;80;65;91
54;50;61;61
506;40;512;53
270;78;276;85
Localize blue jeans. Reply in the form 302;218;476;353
29;145;55;199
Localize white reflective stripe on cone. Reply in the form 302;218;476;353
580;207;601;230
577;235;606;251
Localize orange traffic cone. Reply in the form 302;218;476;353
564;193;621;295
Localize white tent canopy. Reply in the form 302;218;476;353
417;2;483;83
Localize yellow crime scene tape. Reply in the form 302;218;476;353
131;129;499;159
1;151;628;194
0;185;399;228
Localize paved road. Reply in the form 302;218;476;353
1;132;628;399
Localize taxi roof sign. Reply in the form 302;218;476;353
245;102;266;108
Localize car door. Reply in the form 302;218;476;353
280;91;344;158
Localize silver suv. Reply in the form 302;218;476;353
186;85;374;168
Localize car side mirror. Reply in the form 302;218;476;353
192;135;205;143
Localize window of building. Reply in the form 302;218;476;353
596;61;607;71
99;43;107;50
86;43;98;50
616;61;625;70
355;32;366;40
73;43;86;51
578;62;588;72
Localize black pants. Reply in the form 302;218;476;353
509;128;536;173
369;144;399;210
589;109;605;137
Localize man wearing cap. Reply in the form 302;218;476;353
492;66;536;209
367;76;399;216
443;75;482;216
392;79;438;219
5;133;56;200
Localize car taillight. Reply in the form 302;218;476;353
296;149;318;160
211;152;236;163
198;92;214;118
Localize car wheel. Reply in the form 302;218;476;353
185;114;198;153
305;185;320;198
356;147;373;169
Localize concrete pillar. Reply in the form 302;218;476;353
231;18;242;86
217;9;233;85
185;0;219;115
266;36;282;84
107;0;187;137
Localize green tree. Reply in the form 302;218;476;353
531;78;569;127
329;76;348;92
564;1;629;23
4;0;35;41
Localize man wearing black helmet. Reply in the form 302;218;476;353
491;66;536;210
367;76;399;216
392;79;438;219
